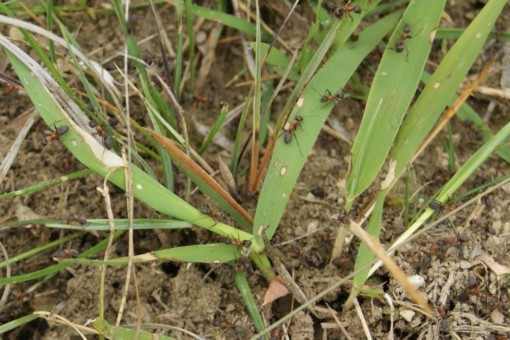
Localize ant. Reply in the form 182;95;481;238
311;87;345;107
200;205;226;220
428;200;455;212
283;115;303;144
332;1;361;20
41;125;69;146
320;89;346;105
395;24;413;58
88;121;113;150
67;213;87;225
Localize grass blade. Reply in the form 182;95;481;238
345;0;446;208
148;129;253;230
254;10;401;239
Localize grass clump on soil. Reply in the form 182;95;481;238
1;0;510;338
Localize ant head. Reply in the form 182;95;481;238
88;120;97;128
403;24;411;34
353;5;361;14
295;115;303;122
57;125;69;135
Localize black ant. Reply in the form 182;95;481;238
41;125;69;146
67;213;87;225
331;1;361;20
395;24;413;57
283;115;303;144
88;121;113;150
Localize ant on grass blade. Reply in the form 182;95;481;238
282;115;304;156
88;120;113;150
394;24;414;61
41;124;69;146
327;0;362;20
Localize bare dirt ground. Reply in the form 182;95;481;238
0;1;509;339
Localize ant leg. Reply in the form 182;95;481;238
294;132;303;157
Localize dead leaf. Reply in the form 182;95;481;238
262;276;289;306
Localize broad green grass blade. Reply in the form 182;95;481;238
345;0;446;209
254;11;401;239
390;0;508;183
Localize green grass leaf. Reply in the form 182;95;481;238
345;0;447;208
254;10;401;239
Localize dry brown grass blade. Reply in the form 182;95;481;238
147;128;253;226
345;220;435;318
412;60;495;163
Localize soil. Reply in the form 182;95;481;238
1;1;509;339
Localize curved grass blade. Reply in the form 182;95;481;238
344;0;446;208
254;11;401;239
1;35;252;243
148;129;253;230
